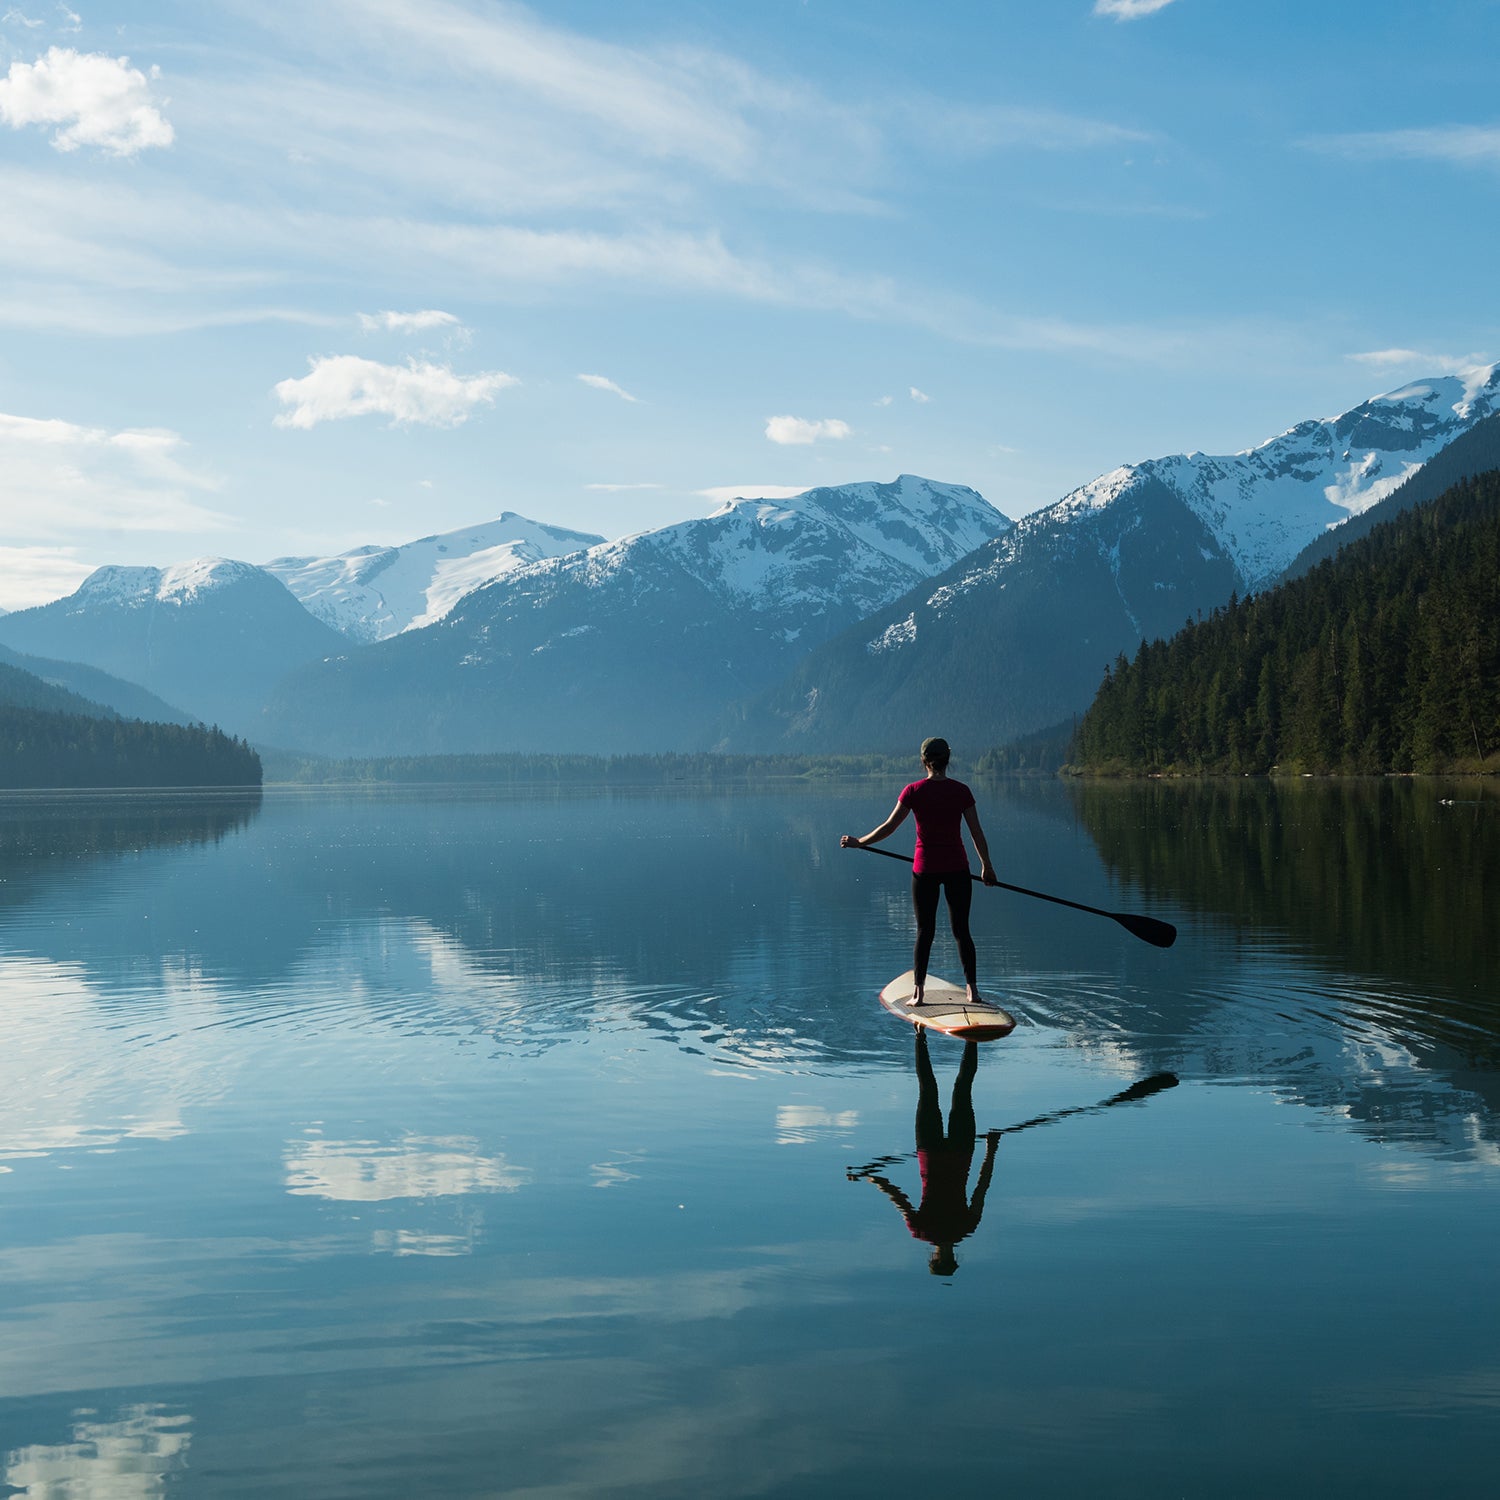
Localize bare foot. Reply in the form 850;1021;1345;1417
907;989;925;1008
965;987;981;1005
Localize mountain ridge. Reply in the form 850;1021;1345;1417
262;475;1011;756
263;512;605;642
724;365;1500;755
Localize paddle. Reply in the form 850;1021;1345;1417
846;844;1177;949
847;1071;1181;1178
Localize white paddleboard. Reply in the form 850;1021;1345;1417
878;970;1017;1041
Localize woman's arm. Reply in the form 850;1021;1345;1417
962;803;998;885
968;1131;1002;1219
841;800;909;849
851;1170;919;1231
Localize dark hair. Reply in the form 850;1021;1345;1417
920;736;951;769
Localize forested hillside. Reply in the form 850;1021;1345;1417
1072;470;1500;774
0;659;117;719
0;643;193;724
0;707;262;788
0;660;261;787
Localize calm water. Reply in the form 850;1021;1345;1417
0;779;1496;1498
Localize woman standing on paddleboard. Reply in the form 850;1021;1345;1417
841;737;998;1006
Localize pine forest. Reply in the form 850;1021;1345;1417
1072;470;1500;775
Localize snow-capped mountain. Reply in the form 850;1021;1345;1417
263;513;604;642
263;475;1010;756
509;474;1006;637
0;558;345;735
1053;364;1500;592
727;366;1500;755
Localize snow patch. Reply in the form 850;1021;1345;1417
1047;365;1500;591
265;513;603;641
868;612;917;654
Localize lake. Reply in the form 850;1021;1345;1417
0;778;1496;1498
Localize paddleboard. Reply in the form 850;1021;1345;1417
878;970;1017;1041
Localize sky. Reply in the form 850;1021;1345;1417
1;0;1497;609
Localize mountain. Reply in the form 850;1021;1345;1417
263;513;604;642
1072;468;1500;774
0;657;118;719
1276;408;1500;585
0;642;194;724
0;558;345;736
726;366;1500;755
263;475;1011;756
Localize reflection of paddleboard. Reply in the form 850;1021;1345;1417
878;970;1017;1041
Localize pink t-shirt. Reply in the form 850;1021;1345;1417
898;777;975;875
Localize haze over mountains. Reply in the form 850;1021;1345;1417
263;476;1008;755
2;365;1496;762
0;560;344;735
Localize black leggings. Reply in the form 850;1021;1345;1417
912;870;976;989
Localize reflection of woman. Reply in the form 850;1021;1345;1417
851;1030;1000;1277
840;736;997;1007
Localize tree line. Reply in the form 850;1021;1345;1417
267;749;924;785
1072;470;1500;774
0;706;262;788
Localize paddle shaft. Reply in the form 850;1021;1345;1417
847;843;1176;948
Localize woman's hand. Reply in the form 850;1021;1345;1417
980;862;999;886
840;834;862;848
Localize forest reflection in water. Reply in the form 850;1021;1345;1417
1071;776;1497;1019
0;779;1496;1497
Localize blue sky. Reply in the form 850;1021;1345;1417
1;0;1496;607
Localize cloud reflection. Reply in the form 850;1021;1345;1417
775;1105;859;1145
4;1404;190;1499
0;955;208;1167
369;1227;478;1257
283;1133;530;1200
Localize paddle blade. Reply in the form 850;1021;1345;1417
1115;912;1178;948
1106;1072;1180;1105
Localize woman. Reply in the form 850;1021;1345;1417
841;736;998;1006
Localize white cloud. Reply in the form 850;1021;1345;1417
357;308;463;334
0;411;230;550
764;415;851;446
1348;348;1490;375
578;373;639;403
585;482;661;491
297;0;869;196
0;545;95;610
909;386;931;403
2;9;45;27
1306;125;1500;167
1093;0;1179;19
873;395;893;407
272;355;517;429
0;47;174;155
696;483;810;505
